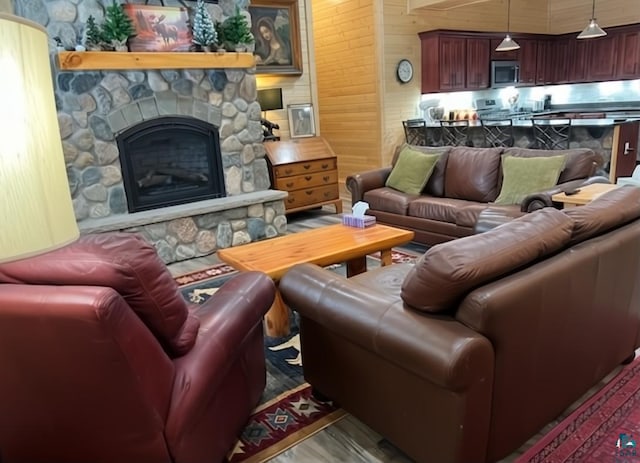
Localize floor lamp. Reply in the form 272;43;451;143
0;14;79;263
257;88;283;142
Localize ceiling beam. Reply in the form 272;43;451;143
408;0;492;11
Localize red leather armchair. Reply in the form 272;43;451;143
0;233;276;463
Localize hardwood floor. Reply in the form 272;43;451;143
167;207;635;463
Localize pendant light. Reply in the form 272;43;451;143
495;0;520;52
577;0;607;39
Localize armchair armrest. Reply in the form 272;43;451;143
166;271;275;432
346;167;392;204
280;264;493;391
520;176;611;212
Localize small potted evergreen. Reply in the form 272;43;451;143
192;0;217;52
217;7;254;52
101;1;135;51
84;15;103;51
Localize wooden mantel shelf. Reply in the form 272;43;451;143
57;51;256;71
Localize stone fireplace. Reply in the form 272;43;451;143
116;116;225;212
15;0;288;264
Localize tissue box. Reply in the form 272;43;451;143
342;214;376;228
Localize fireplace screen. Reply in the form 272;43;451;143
117;116;225;212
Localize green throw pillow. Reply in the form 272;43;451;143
495;155;567;205
385;147;440;195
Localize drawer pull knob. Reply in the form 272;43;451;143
321;164;329;169
305;190;313;195
323;176;330;182
285;168;293;175
287;198;295;203
286;182;294;188
305;176;312;181
303;164;311;170
324;192;331;198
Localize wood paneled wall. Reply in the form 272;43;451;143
311;0;382;185
549;0;640;34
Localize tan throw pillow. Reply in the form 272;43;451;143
495;154;567;205
385;146;440;195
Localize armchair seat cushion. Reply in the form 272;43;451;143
0;233;198;356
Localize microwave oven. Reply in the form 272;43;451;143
491;61;519;87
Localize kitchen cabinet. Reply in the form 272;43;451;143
264;137;342;215
548;38;572;84
518;39;538;85
535;40;550;85
466;38;490;89
419;23;640;94
419;32;489;92
587;35;618;81
616;30;640;79
568;39;590;82
439;36;467;91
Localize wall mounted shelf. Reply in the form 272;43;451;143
57;51;256;71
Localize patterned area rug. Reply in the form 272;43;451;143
175;247;422;463
517;356;640;463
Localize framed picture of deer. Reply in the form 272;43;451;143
124;4;192;52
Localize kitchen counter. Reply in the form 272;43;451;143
425;118;639;128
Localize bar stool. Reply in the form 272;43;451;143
440;120;469;146
532;119;572;150
480;119;514;147
403;119;427;146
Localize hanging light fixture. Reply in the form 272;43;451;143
495;0;520;52
577;0;607;39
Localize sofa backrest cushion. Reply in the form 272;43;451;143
502;147;601;183
0;233;199;357
392;144;451;197
401;208;574;313
563;186;640;245
444;147;503;202
494;154;567;205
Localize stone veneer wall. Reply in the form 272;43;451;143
15;0;289;263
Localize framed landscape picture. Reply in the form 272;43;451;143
288;103;315;138
124;4;192;52
249;0;303;75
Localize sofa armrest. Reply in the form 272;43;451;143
520;176;611;212
280;264;493;391
166;272;275;432
346;167;393;204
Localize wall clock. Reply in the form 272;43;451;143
396;59;414;84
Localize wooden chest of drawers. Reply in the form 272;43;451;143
264;137;342;214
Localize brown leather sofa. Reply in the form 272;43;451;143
0;233;276;463
347;145;604;245
280;187;640;463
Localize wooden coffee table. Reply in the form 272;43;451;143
552;183;619;207
217;223;415;337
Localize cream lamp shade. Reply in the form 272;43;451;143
0;13;79;263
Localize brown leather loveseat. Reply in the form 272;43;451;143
280;186;640;463
347;145;604;245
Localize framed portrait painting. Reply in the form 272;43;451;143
124;4;192;52
249;0;303;75
288;104;315;138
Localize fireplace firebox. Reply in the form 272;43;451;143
117;116;226;213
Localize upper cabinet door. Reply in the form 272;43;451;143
588;35;618;81
616;30;640;79
518;39;537;85
439;37;467;91
466;38;490;89
569;39;589;82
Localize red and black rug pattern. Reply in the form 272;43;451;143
517;356;640;463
